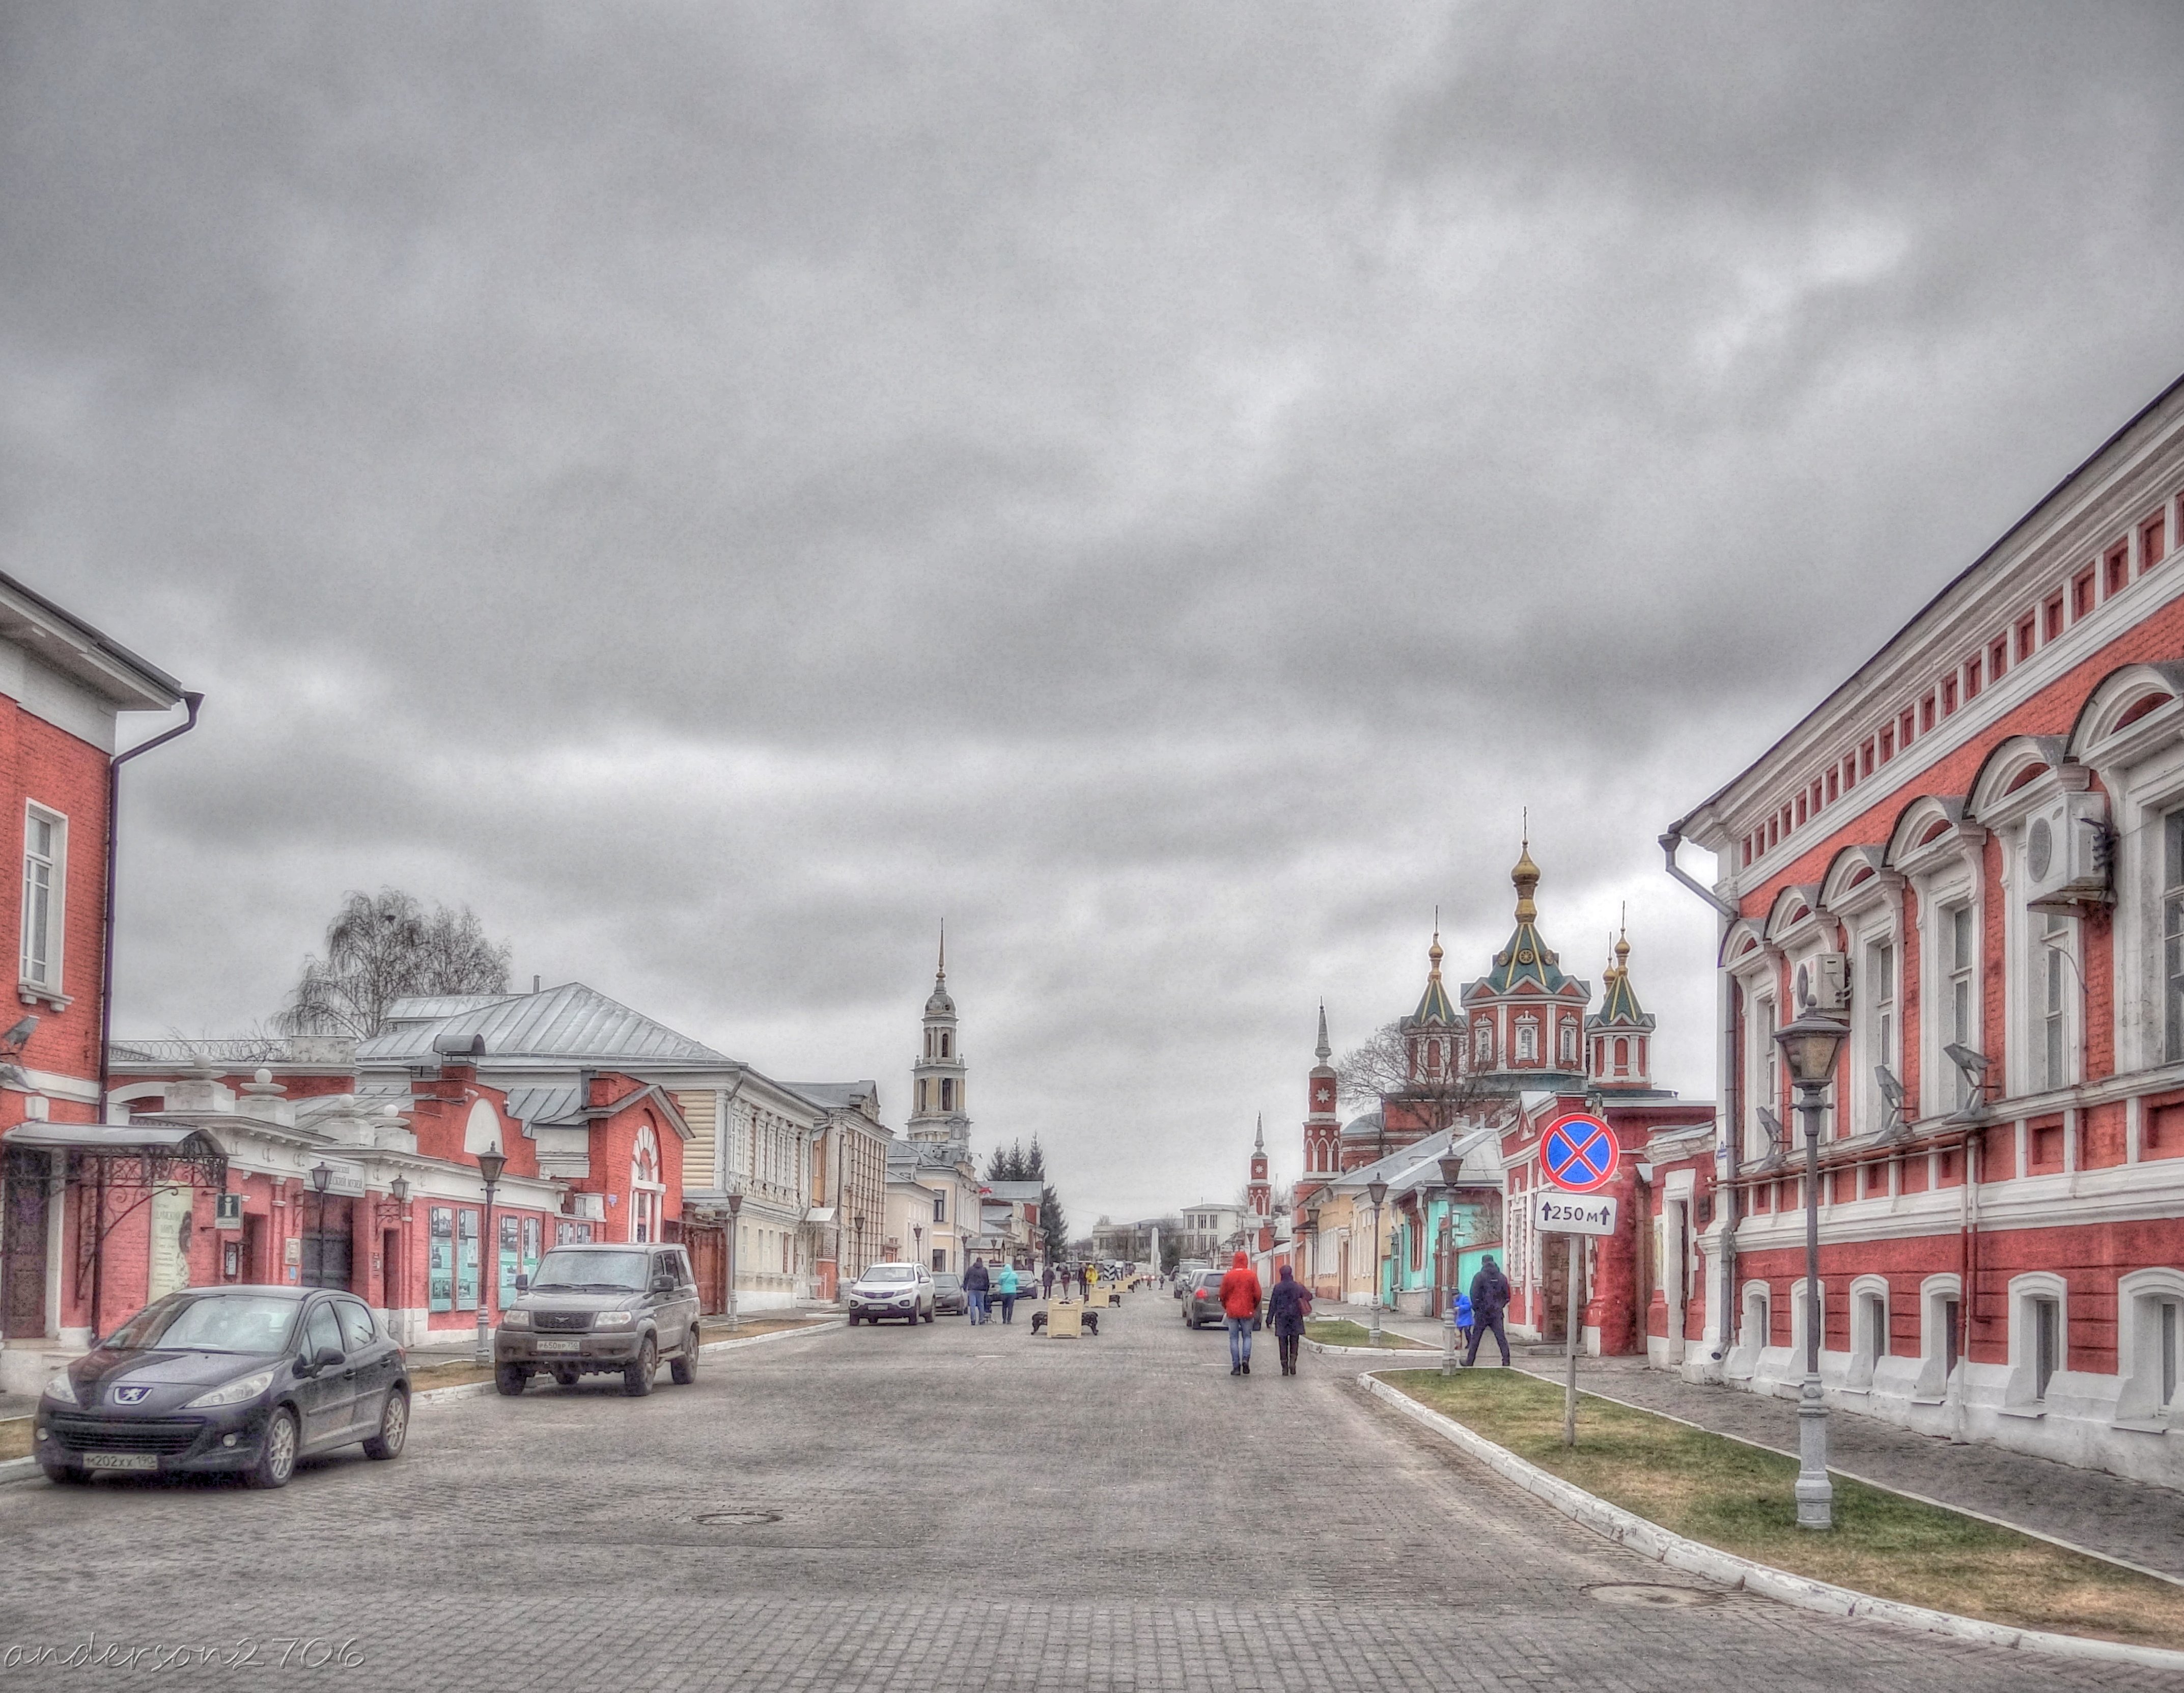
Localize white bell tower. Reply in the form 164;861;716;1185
907;926;969;1146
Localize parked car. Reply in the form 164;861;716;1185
845;1262;935;1325
494;1241;702;1397
931;1271;968;1316
1182;1268;1229;1329
34;1286;409;1489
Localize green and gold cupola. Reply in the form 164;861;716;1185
1459;836;1592;1085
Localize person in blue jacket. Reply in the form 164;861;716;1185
996;1260;1020;1324
964;1256;991;1324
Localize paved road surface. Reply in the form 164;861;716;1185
0;1295;2168;1691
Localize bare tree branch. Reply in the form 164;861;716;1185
275;889;512;1038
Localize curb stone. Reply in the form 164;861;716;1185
1362;1370;2184;1674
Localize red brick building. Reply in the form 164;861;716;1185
103;1037;684;1348
0;576;191;1394
1664;370;2184;1482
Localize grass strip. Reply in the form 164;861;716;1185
1305;1319;1429;1351
1381;1367;2184;1651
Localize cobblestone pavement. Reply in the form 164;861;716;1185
1328;1298;2184;1582
0;1294;2172;1692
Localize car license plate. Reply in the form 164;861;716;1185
83;1453;158;1471
535;1339;581;1354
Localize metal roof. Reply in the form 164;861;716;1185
109;1037;290;1066
4;1121;222;1154
357;982;730;1067
502;1085;584;1128
0;569;186;710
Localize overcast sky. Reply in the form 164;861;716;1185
8;3;2184;1226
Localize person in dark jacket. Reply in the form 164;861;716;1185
1264;1264;1312;1375
964;1256;991;1325
1464;1256;1511;1367
1042;1263;1055;1299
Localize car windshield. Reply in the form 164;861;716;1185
933;1274;961;1290
530;1249;650;1292
862;1266;915;1283
103;1294;298;1355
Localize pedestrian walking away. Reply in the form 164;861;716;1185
1041;1263;1055;1299
996;1260;1019;1324
1217;1251;1263;1376
1464;1255;1511;1367
965;1256;991;1325
1264;1263;1311;1376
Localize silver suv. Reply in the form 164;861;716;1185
846;1262;934;1326
494;1242;702;1395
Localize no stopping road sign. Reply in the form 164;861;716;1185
1539;1113;1619;1193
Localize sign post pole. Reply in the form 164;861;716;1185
1563;1234;1581;1448
1537;1111;1621;1453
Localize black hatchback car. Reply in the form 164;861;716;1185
34;1286;410;1489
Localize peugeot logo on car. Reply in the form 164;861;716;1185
109;1385;151;1405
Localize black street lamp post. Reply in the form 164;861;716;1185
725;1189;744;1333
474;1144;506;1367
308;1162;333;1290
1436;1151;1464;1377
1365;1177;1389;1345
1774;1004;1850;1531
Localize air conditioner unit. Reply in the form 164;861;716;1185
2022;791;2111;910
1794;951;1849;1015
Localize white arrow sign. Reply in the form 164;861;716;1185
1534;1191;1619;1236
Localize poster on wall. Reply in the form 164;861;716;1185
456;1209;480;1310
521;1215;541;1285
428;1207;455;1312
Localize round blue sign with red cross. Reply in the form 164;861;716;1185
1540;1113;1619;1194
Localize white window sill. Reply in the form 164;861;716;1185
17;981;69;1011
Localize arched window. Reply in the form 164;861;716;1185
1473;1021;1494;1065
940;1031;951;1058
1614;1037;1629;1075
631;1121;662;1245
1559;1023;1577;1066
917;1079;928;1114
1515;1018;1538;1063
941;1078;955;1111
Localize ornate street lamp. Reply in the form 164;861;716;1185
473;1144;507;1367
1774;1004;1850;1530
1365;1176;1389;1346
1437;1150;1465;1377
308;1161;333;1290
725;1189;744;1332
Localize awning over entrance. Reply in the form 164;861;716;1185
803;1206;836;1225
4;1121;227;1162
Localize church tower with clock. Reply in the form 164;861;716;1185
1301;1005;1340;1180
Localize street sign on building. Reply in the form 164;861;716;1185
1533;1191;1618;1236
1539;1113;1619;1193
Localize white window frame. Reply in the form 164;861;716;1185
1912;1272;1962;1402
20;803;64;994
2005;1271;2069;1409
1514;1016;1538;1064
1846;1273;1890;1391
1789;1277;1827;1361
1846;919;1899;1137
1739;975;1780;1164
2115;1267;2184;1425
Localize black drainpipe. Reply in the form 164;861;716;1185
97;692;203;1118
1660;828;1742;1367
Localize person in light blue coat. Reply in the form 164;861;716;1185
996;1260;1020;1324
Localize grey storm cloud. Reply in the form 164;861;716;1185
6;2;2183;1220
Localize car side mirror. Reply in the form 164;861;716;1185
514;1274;529;1292
315;1346;345;1370
650;1273;676;1293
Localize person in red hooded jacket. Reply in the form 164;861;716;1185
1217;1251;1263;1376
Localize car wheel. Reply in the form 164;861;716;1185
245;1406;298;1489
623;1336;658;1396
363;1388;408;1460
494;1363;529;1397
846;1312;859;1326
922;1305;935;1324
551;1367;579;1387
40;1460;88;1485
671;1328;699;1385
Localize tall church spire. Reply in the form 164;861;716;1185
910;926;967;1144
1315;1003;1331;1064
